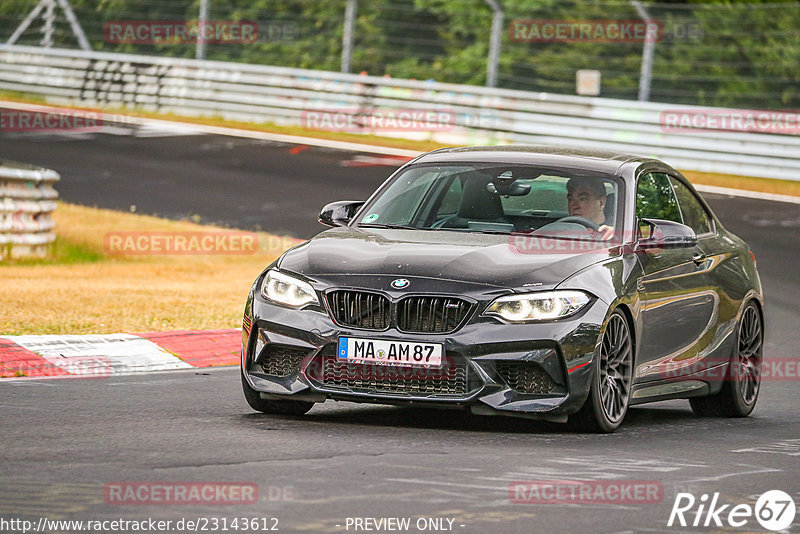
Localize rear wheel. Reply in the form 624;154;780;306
568;310;633;433
241;369;314;415
690;301;762;417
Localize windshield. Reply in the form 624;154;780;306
356;163;622;240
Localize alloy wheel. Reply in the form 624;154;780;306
598;314;633;423
736;304;762;405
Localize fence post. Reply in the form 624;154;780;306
631;0;654;102
485;0;504;88
341;0;357;73
196;0;210;60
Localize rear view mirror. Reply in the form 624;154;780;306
318;201;364;227
486;182;531;196
487;171;532;196
637;218;697;249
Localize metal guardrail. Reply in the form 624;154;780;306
0;160;59;259
0;44;798;180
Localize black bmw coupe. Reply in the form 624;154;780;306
241;146;764;432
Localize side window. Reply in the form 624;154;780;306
669;177;713;235
436;176;463;216
636;172;682;224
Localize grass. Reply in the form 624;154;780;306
4;236;102;266
3;92;798;197
681;170;800;197
0;203;298;335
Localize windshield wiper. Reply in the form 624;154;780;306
357;223;423;230
477;229;513;235
528;232;615;243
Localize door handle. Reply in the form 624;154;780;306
692;252;707;265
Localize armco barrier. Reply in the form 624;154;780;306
0;44;798;180
0;160;59;259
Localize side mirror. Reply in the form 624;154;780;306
637;218;697;249
318;201;364;227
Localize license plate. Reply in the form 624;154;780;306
337;337;443;368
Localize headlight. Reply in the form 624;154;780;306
260;269;319;308
484;290;590;322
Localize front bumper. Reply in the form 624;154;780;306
242;284;608;421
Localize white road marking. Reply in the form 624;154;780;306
1;334;192;376
134;123;205;138
732;439;800;456
695;183;800;204
385;478;507;492
675;466;782;484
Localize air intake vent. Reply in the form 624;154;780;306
496;362;557;394
258;344;307;377
319;352;469;396
242;314;252;334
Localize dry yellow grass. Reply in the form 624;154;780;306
681;170;800;197
0;203;299;335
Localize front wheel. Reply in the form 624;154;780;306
690;301;762;417
241;370;314;415
568;310;634;433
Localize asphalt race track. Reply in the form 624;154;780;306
0;123;396;238
2;122;799;533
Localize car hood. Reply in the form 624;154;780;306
277;227;616;289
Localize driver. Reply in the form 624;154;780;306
566;177;614;240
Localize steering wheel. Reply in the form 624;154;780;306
554;216;600;231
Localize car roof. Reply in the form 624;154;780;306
411;145;665;176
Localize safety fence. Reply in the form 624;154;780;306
2;1;798;108
0;44;798;181
0;159;59;259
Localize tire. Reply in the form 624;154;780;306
690;301;762;417
241;369;314;415
568;310;634;433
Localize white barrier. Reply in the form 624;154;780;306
0;44;798;180
0;160;59;259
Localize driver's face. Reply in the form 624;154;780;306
567;186;606;225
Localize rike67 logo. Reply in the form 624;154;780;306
668;490;796;531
